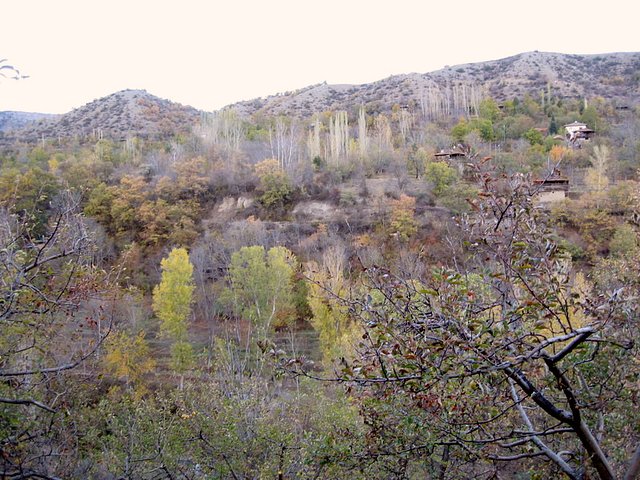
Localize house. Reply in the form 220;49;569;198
564;120;595;146
434;146;467;161
534;172;569;203
434;146;469;176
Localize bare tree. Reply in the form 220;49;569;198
269;116;300;172
328;111;349;164
306;116;322;162
358;106;369;161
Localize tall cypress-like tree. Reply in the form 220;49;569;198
549;115;558;135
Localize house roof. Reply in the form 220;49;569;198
564;121;587;127
434;148;466;157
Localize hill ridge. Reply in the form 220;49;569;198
1;89;200;143
227;51;640;117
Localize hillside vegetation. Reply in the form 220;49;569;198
1;52;639;479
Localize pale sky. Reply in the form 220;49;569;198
1;0;638;114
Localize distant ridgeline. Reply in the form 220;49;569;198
1;51;639;147
0;89;200;145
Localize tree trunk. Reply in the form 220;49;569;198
574;420;616;480
623;444;640;480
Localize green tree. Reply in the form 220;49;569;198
523;127;544;145
306;245;359;363
580;104;602;131
472;117;496;141
0;166;59;238
609;223;638;257
406;145;428;179
549;115;559;135
84;182;114;226
222;246;297;340
478;97;501;122
254;159;292;209
152;248;195;385
425;161;458;197
451;118;471;143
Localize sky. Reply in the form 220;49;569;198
1;0;638;114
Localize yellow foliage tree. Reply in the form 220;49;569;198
306;245;361;363
389;194;418;241
152;247;195;387
105;331;156;391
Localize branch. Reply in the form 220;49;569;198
2;471;62;480
504;366;573;424
493;199;513;232
198;430;240;480
547;330;594;363
287;366;422;385
509;379;578;479
512;427;574;437
624;443;640;480
0;397;56;413
488;451;548;461
543;359;617;480
0;319;112;377
543;358;581;421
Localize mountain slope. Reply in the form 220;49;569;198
3;89;200;143
229;51;640;117
0;111;59;133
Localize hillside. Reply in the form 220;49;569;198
0;111;59;132
229;51;640;117
2;51;639;145
1;89;200;143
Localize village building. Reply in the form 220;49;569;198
434;146;467;161
434;146;468;176
564;120;595;147
533;171;570;203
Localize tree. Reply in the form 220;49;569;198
329;111;349;164
0;166;60;238
609;223;638;257
425;161;458;197
1;193;113;479
389;194;418;241
472;118;497;142
152;248;195;387
105;331;156;392
358;106;369;161
222;246;297;341
523;127;544;146
585;145;610;199
451;118;471;143
478;98;501;123
269;116;300;171
549;115;559;135
306;244;359;363
290;173;640;480
254;159;292;209
406;145;428;179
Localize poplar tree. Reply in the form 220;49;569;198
152;247;194;386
